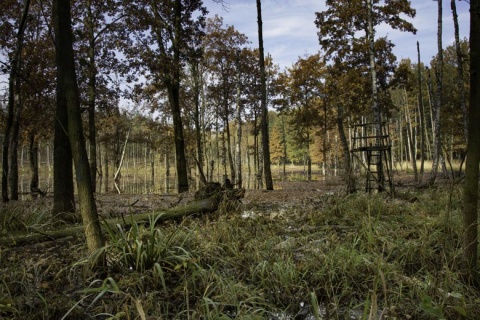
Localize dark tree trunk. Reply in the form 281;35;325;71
192;61;204;175
451;0;468;143
429;0;443;185
52;85;75;214
87;0;98;192
463;0;480;286
8;96;20;200
53;0;104;259
337;104;355;193
2;0;30;202
168;0;189;193
2;69;14;202
28;132;39;197
256;0;273;190
235;55;243;188
417;41;426;183
225;109;235;182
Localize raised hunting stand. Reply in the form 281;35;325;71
350;121;394;196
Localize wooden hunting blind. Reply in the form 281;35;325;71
350;121;394;195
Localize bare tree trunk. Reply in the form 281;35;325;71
404;88;418;181
367;0;383;190
221;124;227;178
104;145;109;193
53;0;104;261
367;0;380;123
224;109;235;182
429;0;444;185
280;115;287;179
53;81;75;215
235;54;243;188
191;60;204;178
306;130;312;181
113;126;130;182
165;151;171;193
256;0;273;190
417;41;426;182
167;0;189;193
451;0;468;143
85;0;98;193
323;99;328;179
337;104;355;193
2;0;30;202
463;0;480;286
28;132;40;197
253;113;259;184
451;0;468;177
8;85;21;200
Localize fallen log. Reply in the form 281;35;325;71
0;189;245;247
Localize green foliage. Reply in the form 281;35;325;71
2;187;480;319
102;214;198;274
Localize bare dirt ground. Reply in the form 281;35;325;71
94;179;346;217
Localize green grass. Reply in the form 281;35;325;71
1;186;479;319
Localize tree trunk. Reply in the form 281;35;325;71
429;0;443;185
86;0;98;192
191;60;204;178
168;0;189;193
224;106;235;182
463;0;480;286
52;71;75;215
28;132;40;197
417;41;426;183
235;53;243;188
2;0;30;202
337;104;355;193
280;115;287;179
104;145;109;193
404;88;418;181
53;0;105;260
323;99;328;179
164;152;170;193
8;87;21;200
221;123;227;178
306;130;312;181
367;0;380;124
256;0;273;190
113;126;130;182
451;0;468;143
367;0;384;190
451;0;469;177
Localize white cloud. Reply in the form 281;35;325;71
205;0;470;68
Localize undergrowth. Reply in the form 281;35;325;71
1;186;479;319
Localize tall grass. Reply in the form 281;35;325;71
2;186;479;319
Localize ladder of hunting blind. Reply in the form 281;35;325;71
351;122;394;195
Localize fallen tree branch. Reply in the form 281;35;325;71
0;192;235;247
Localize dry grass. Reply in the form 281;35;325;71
1;182;479;319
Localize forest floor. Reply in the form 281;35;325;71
1;176;480;319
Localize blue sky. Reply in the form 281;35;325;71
205;0;471;70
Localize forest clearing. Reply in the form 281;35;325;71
1;175;480;319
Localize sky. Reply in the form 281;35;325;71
204;0;471;70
